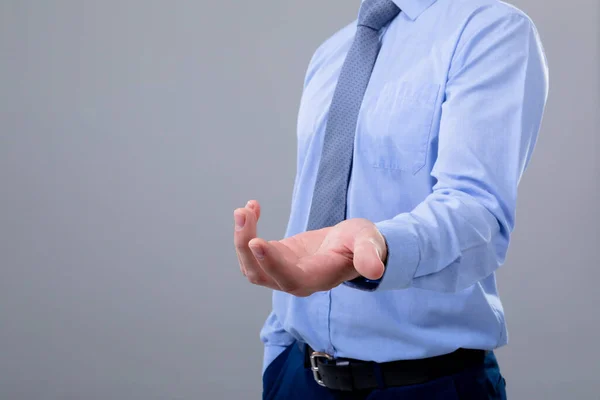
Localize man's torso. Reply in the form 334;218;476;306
265;0;536;363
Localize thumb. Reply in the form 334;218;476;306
353;228;387;280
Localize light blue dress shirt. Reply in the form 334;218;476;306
260;0;549;373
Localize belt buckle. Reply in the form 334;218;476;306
310;351;333;387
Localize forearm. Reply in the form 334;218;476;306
376;185;508;292
363;10;548;293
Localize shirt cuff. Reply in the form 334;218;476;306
371;218;421;291
343;276;382;291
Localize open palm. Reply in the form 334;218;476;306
234;200;387;296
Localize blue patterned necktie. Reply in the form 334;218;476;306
306;0;401;230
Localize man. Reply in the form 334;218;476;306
234;0;548;398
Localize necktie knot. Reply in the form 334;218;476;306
358;0;401;31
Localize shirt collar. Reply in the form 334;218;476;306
361;0;437;21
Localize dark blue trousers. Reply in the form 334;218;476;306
263;342;507;400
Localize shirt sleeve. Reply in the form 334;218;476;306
370;9;549;292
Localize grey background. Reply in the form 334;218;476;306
0;0;597;399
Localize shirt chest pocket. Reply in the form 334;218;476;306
358;80;440;174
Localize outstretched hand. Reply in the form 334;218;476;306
233;200;387;296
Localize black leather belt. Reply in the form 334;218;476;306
303;344;487;392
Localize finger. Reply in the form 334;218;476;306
246;199;261;221
237;200;260;276
353;229;387;280
233;208;278;289
248;238;308;296
233;208;252;274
